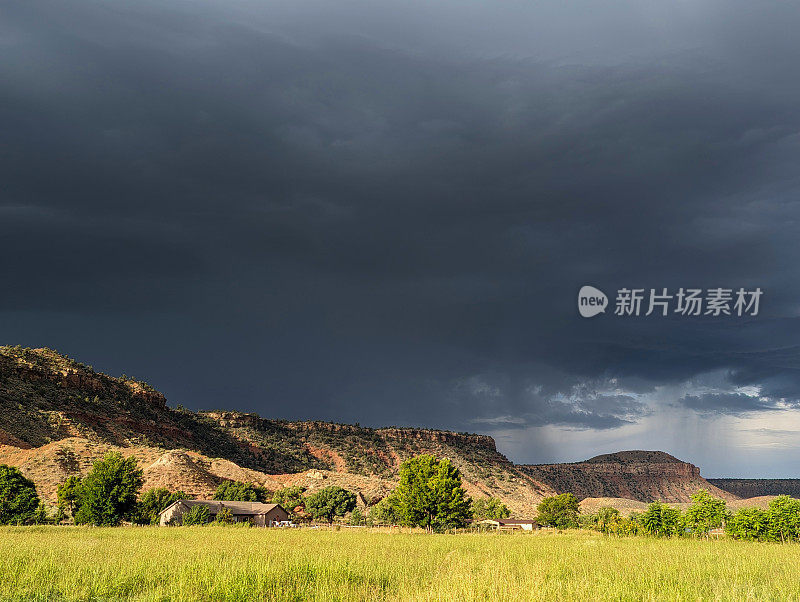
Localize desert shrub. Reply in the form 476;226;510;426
182;505;211;526
0;465;40;525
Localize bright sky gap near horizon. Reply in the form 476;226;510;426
3;1;800;477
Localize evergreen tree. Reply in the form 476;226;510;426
393;455;472;532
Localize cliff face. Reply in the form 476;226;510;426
519;451;736;503
0;347;553;515
709;479;800;499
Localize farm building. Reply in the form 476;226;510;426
477;518;538;531
159;500;290;526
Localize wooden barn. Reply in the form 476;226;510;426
159;500;290;526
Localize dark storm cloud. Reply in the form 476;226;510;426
677;392;783;416
4;0;800;457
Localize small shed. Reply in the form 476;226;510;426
159;500;290;526
478;518;538;531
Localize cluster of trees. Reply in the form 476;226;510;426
540;490;738;539
726;496;800;542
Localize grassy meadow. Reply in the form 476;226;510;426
3;526;800;601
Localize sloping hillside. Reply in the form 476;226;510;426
518;451;737;503
0;346;553;515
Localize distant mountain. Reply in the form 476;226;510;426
518;450;736;503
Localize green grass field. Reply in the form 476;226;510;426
3;526;800;601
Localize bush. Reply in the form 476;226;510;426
213;507;236;525
182;505;211;526
0;465;40;525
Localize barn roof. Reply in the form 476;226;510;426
159;500;287;517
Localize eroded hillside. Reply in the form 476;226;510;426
0;346;553;515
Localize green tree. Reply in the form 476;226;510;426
537;493;579;529
596;507;621;534
683;489;727;537
393;455;472;532
473;497;511;520
726;507;771;541
57;476;83;518
642;502;683;537
349;508;366;526
369;494;402;526
73;452;143;526
134;488;190;525
181;505;211;526
213;481;269;503
0;464;40;525
767;495;800;542
271;486;306;517
305;486;357;524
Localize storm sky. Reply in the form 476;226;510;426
3;0;800;476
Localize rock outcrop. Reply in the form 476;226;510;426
519;451;737;503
